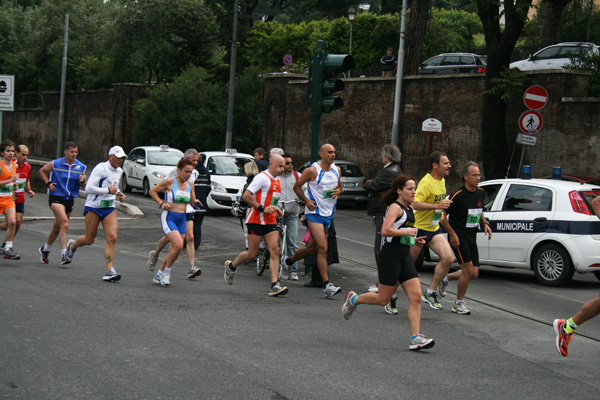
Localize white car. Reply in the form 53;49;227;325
199;150;255;210
510;42;599;71
120;145;184;196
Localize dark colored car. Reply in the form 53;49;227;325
417;53;487;75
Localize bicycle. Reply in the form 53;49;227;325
256;200;298;276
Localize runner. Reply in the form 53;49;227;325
411;151;454;310
149;158;199;287
341;175;434;351
64;146;127;281
439;161;492;315
0;140;20;260
281;143;343;298
147;149;202;279
39;141;87;265
553;195;600;356
0;145;35;240
224;154;288;297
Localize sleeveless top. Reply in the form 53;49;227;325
164;179;191;205
382;201;416;246
245;171;281;225
0;160;17;199
305;162;339;218
47;157;87;199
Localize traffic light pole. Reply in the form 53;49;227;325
310;40;325;163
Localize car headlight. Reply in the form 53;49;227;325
211;181;227;193
152;171;166;179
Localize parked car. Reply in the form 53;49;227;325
542;174;600;186
417;53;487;75
428;179;600;286
199;150;255;210
510;42;599;71
297;160;368;207
120;145;184;196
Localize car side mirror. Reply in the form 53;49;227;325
137;157;145;165
528;54;533;61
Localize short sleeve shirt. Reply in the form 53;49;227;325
414;173;447;232
446;185;485;238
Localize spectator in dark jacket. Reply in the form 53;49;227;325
380;48;396;77
193;154;211;249
253;147;269;172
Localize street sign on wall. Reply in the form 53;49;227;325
421;118;442;137
523;85;548;110
516;133;537;146
0;75;15;112
519;110;543;134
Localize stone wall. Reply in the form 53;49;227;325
264;70;599;189
1;83;147;165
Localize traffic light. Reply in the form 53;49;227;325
308;40;354;115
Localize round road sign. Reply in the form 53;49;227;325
519;110;543;134
523;85;548;110
283;54;293;66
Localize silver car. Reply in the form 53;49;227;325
510;42;599;71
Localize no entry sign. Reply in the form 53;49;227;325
523;85;548;110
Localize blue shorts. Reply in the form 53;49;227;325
83;206;115;221
305;213;333;231
416;228;443;244
15;203;25;214
161;211;186;235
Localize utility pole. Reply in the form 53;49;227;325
225;0;239;150
57;14;69;158
391;0;407;147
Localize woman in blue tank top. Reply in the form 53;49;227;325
149;158;198;286
341;175;436;351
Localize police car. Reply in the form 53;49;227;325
120;145;184;196
473;178;600;286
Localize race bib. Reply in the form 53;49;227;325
271;195;280;206
323;185;336;199
466;208;483;228
15;179;26;193
100;199;114;207
431;210;442;225
399;235;415;246
175;189;190;204
0;184;13;196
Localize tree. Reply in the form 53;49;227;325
538;0;573;49
477;0;533;179
404;0;431;75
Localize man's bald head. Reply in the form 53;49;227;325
268;154;285;177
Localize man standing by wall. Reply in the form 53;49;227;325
380;47;396;77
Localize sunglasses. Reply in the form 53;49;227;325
285;161;293;165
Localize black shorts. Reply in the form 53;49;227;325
378;243;419;286
247;223;278;237
451;235;479;266
48;195;74;214
186;212;194;222
417;228;443;244
15;202;25;214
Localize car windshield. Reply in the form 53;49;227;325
338;163;363;178
207;156;252;176
422;56;443;67
147;150;184;166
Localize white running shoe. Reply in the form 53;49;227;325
147;251;158;271
103;268;121;282
269;283;288;297
342;291;358;320
224;260;235;284
409;334;435;351
153;272;162;285
279;255;290;280
289;272;299;281
160;271;171;286
451;302;471;315
187;265;202;279
438;278;448;297
368;284;379;293
324;282;342;298
65;239;75;262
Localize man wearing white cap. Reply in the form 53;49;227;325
64;145;127;281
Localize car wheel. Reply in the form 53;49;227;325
532;244;574;286
142;178;151;197
120;174;132;193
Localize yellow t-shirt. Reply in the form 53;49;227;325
414;173;447;232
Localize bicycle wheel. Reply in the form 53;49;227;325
256;248;269;276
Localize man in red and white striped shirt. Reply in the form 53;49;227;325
224;154;288;297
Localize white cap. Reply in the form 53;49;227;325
108;146;126;158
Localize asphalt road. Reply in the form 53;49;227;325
1;190;600;399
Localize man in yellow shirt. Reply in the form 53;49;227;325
411;151;455;310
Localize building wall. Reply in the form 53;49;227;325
264;71;598;189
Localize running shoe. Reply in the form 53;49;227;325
409;334;435;351
368;284;379;293
61;253;70;265
103;268;121;282
279;257;289;280
187;265;202;279
39;246;50;264
160;271;171;286
269;283;289;297
422;290;443;310
342;291;358;320
3;248;20;260
153;272;162;285
452;302;471;315
324;282;342;298
289;272;299;281
553;319;572;357
224;260;235;285
438;278;448;298
65;239;75;262
147;250;158;271
384;297;398;315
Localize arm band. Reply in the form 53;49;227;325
258;205;265;212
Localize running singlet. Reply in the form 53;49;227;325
414;173;447;232
305;162;339;218
245;171;281;225
47;157;87;199
382;201;416;247
84;161;123;209
0;160;17;201
167;168;198;214
446;185;485;237
14;161;31;204
164;179;192;204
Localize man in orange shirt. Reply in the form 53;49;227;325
0;140;20;260
224;154;288;297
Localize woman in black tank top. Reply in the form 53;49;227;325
341;175;435;351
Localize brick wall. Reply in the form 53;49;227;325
264;70;599;190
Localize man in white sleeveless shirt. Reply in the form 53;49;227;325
281;144;343;298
